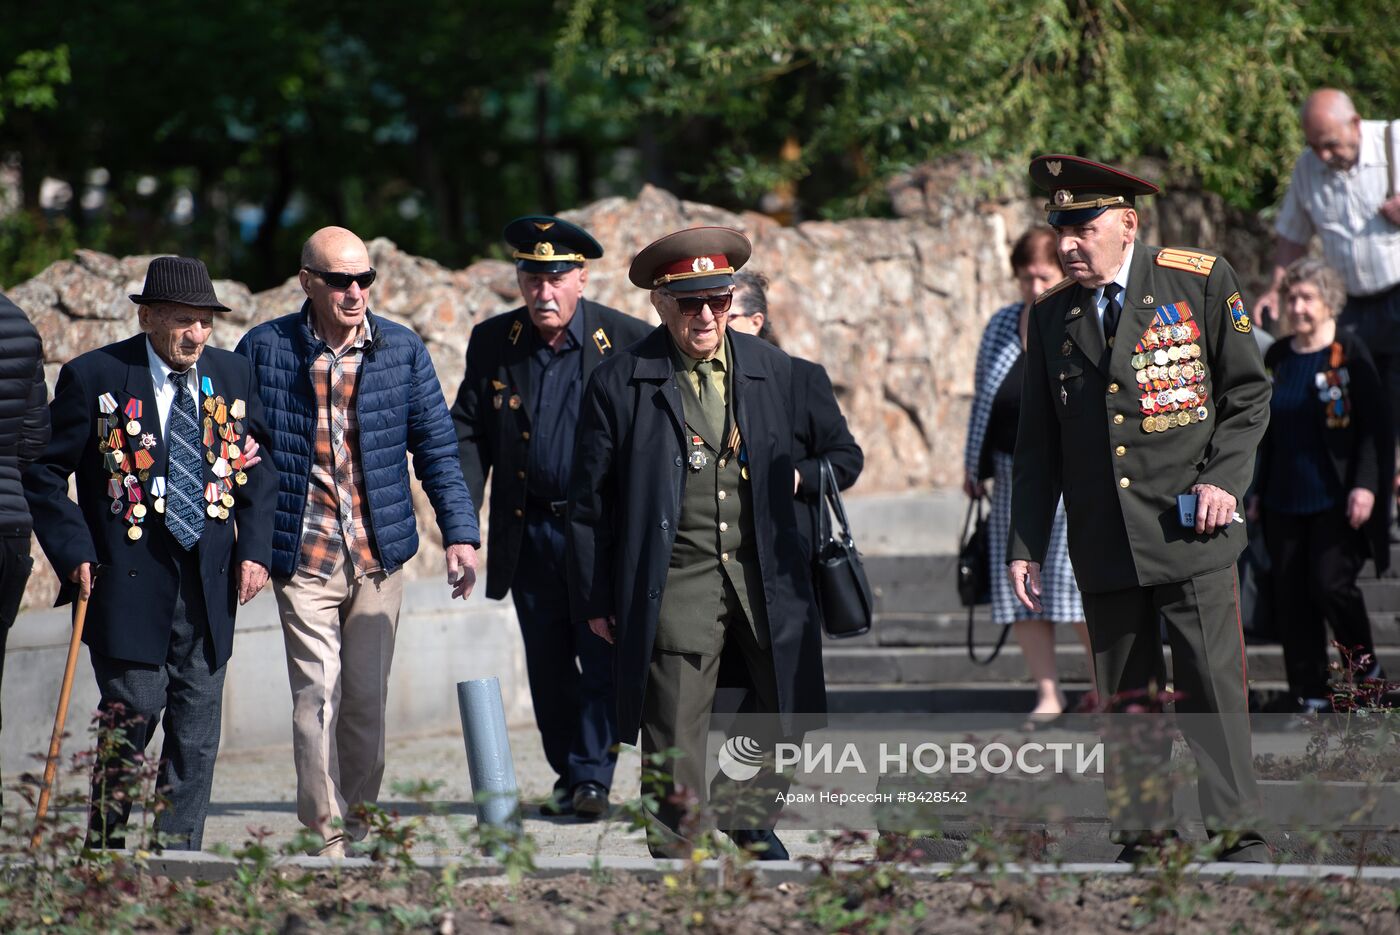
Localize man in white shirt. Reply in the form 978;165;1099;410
1257;89;1400;434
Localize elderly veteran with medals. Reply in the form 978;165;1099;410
450;216;649;819
24;257;277;850
1008;157;1272;863
566;227;825;860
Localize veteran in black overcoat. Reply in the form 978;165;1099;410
24;257;276;850
451;216;651;820
567;227;826;858
1008;157;1272;863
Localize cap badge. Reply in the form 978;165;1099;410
534;242;555;258
691;256;716;273
533;221;555;231
1047;160;1063;177
1053;189;1073;207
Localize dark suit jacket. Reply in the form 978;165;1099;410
790;357;863;559
451;298;651;599
1256;329;1393;573
566;325;826;742
24;335;276;668
1009;244;1271;592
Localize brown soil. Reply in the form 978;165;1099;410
17;868;1400;934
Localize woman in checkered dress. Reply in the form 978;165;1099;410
964;228;1094;719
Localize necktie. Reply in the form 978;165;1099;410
1103;281;1124;341
692;359;725;437
165;372;206;550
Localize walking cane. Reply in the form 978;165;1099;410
30;594;90;849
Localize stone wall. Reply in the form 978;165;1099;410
6;166;1275;609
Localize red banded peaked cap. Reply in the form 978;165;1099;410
628;226;752;292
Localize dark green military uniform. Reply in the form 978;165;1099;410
645;331;780;839
1009;156;1271;852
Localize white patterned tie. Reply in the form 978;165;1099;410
165;372;205;549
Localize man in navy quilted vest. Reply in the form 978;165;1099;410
236;227;480;857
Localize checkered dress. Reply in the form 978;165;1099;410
966;303;1083;625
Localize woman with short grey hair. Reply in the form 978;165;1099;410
1251;256;1392;712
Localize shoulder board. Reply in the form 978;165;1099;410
1155;248;1217;276
1033;277;1074;304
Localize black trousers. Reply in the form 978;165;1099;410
0;531;35;813
510;510;618;793
88;542;225;850
1262;506;1377;701
0;533;35;732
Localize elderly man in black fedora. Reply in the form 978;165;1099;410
451;216;650;820
25;256;277;850
567;226;826;859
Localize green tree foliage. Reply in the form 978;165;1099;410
0;2;1396;288
557;0;1400;216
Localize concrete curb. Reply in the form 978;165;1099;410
57;852;1400;885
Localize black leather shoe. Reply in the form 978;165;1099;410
538;784;574;817
726;828;789;860
1214;837;1271;863
1114;831;1180;864
571;781;609;821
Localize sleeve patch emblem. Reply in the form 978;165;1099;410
1227;292;1252;333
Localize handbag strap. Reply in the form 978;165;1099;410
820;457;855;541
817;457;830;544
967;607;1011;665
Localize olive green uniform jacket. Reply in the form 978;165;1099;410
1009;244;1271;593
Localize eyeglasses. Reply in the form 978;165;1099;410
671;292;733;316
304;267;377;290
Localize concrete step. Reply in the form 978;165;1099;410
844;610;1400;648
825;681;1302;715
821;644;1301;685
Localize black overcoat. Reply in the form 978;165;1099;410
24;335;277;669
451;298;652;599
790;356;863;560
566;326;827;741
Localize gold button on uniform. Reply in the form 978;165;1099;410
721;552;730;562
719;521;728;531
513;508;523;517
1113;414;1125;425
521;431;530;440
1108;382;1120;393
1115;445;1126;456
718;490;727;500
1119;477;1130;489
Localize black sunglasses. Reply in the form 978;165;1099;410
672;292;733;316
305;267;377;290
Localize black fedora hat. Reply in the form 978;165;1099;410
129;256;231;311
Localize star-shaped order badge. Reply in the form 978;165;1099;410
140;433;156;449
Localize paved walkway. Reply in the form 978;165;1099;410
8;724;870;861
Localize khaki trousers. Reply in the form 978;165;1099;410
274;547;404;850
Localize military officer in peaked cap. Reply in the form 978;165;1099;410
1008;156;1272;862
566;226;826;859
451;216;650;819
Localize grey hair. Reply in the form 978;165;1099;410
1281;257;1346;314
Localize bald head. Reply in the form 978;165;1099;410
301;226;368;270
1301;88;1362;170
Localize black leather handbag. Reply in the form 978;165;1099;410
957;498;991;608
959;497;1009;664
813;457;874;639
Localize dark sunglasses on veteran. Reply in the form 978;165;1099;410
672;292;733;316
304;267;377;290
